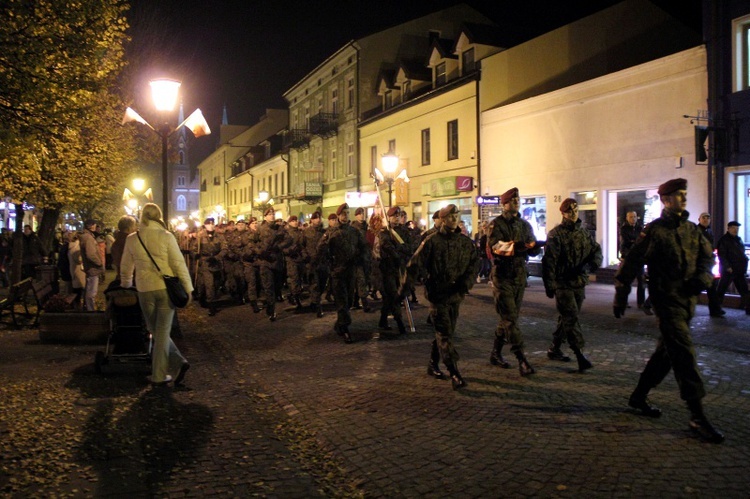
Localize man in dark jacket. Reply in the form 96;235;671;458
486;187;541;376
257;207;288;321
614;178;724;443
350;207;371;312
21;225;46;280
716;221;749;314
318;203;370;343
303;212;327;317
401;204;479;390
542;198;603;371
619;211;646;310
196;218;223;316
697;212;723;316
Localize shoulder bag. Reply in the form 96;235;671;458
137;231;189;308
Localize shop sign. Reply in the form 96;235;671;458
430;177;458;197
302;182;322;197
345;191;380;207
476;195;501;205
456;176;473;192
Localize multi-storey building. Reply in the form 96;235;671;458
282;4;493;221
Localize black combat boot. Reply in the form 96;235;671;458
288;294;296;306
547;339;571;362
362;297;372;313
250;300;261;313
378;312;392;331
410;290;418;304
395;316;407;335
628;379;662;418
427;341;447;380
208;305;217;317
571;346;593;372
294;296;304;313
687;399;725;443
266;305;277;322
334;324;353;344
444;360;466;390
489;337;511;368
515;351;535;376
315;304;324;318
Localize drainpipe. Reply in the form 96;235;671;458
475;67;482;225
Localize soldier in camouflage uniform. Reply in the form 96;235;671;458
401;204;478;390
542;198;603;372
257;207;287;321
374;210;409;334
614;178;724;443
220;220;244;302
282;215;306;311
487;187;541;376
302;212;327;318
318;203;370;343
196;218;222;316
350;207;371;312
396;209;419;303
239;217;262;313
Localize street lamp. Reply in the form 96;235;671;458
122;178;153;219
122;78;211;224
255;190;274;216
374;147;409;207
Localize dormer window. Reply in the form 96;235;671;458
435;62;447;86
384;90;393;109
462;48;475;74
403;81;411;100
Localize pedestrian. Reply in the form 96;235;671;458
697;212;724;317
80;220;105;311
486;187;541;376
111;215;138;276
614;178;724;443
715;221;749;314
400;204;479;389
104;229;115;269
318;203;370;343
56;232;73;294
21;225;46;280
120;203;193;386
542;198;603;371
66;232;86;309
619;211;647;311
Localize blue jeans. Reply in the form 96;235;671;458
138;289;186;382
85;275;100;311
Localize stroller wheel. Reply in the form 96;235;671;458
94;351;105;374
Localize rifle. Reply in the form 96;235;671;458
373;174;415;332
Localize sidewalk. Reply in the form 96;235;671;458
1;277;749;497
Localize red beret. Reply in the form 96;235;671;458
439;204;459;219
387;206;400;217
264;207;275;216
288;215;298;222
432;210;440;220
354;207;365;216
328;213;338;221
657;178;687;196
336;203;349;216
310;212;321;220
559;198;578;213
248;217;257;223
500;187;519;205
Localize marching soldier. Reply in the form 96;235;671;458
486;187;542;376
401;204;479;390
542;198;603;371
239;217;262;313
374;210;408;334
220;219;244;303
283;215;306;311
318;203;370;343
302;212;327;317
196;218;222;316
614;178;724;443
350;207;372;312
257;207;287;321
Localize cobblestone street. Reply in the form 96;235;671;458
1;279;749;497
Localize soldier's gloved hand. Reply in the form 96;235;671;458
545;287;555;299
685;277;707;296
613;304;626;318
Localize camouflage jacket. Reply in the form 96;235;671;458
486;213;540;279
405;226;479;304
238;230;261;264
302;223;326;265
257;221;288;268
542;218;602;291
376;228;410;270
318;222;370;276
219;230;242;262
615;209;714;304
196;229;222;270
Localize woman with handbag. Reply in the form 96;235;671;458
120;203;193;386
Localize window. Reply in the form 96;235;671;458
462;48;476;74
330;149;337;181
421;129;431;165
177;195;186;211
347;143;354;175
447;120;458;160
370;146;377;176
388;139;396;154
179;150;185;165
281;172;285;195
274;174;278;196
733;15;750;91
305;106;310;128
347;78;354;109
177;176;186;187
403;81;411;101
384;90;393;109
332;87;339;115
435;62;446;86
317;97;323;115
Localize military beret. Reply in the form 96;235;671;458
310;212;321;220
728;221;741;227
657;178;687;196
203;217;215;225
336;203;349;216
559;198;578;213
264;207;275;216
328;213;338;221
500;187;519;205
354;207;365;216
248;217;257;223
288;215;298;222
439;204;459;219
387;206;400;217
432;210;440;220
84;219;98;228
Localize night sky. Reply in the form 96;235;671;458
126;0;701;163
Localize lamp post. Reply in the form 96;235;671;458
122;178;153;219
374;147;409;208
122;78;211;224
255;190;274;217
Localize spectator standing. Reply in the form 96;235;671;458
80;220;105;311
67;232;86;309
697;212;724;317
111;216;138;275
716;221;749;314
618;211;647;311
21;225;46;280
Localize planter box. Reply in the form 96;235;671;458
39;311;109;344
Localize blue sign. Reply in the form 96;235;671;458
476;195;500;205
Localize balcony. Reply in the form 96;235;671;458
309;112;339;138
283;128;311;150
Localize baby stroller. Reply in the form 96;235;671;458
94;282;152;374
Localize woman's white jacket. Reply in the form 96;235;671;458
120;223;194;295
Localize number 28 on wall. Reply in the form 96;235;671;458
553;195;562;203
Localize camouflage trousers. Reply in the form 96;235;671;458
241;262;260;301
331;267;355;327
259;265;278;315
551;287;586;350
197;265;220;303
224;260;244;296
354;265;369;300
491;268;527;354
285;257;305;298
379;264;402;320
636;295;706;401
432;299;462;366
307;263;329;306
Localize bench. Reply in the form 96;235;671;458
0;278;36;329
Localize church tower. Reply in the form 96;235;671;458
170;101;200;224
